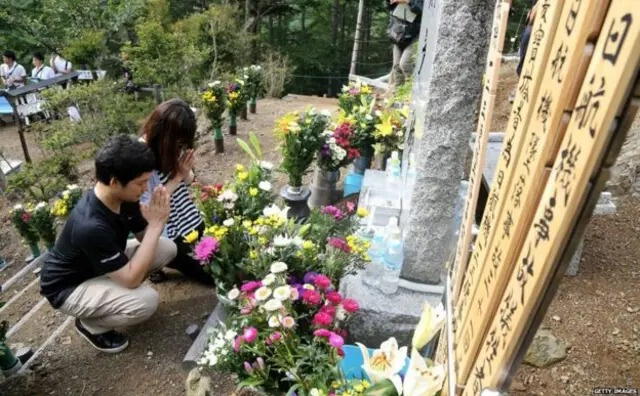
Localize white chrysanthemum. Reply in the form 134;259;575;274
270;261;288;274
263;204;289;219
273;285;291;301
280;316;296;328
224;330;237;341
255;286;272;301
213;337;225;349
262;273;276;286
13;204;23;211
273;235;293;247
290;287;299;301
263;298;283;311
218;190;238;202
258;181;272;192
302;284;315;290
35;201;47;210
291;236;304;248
259;160;274;170
223;218;235;227
227;288;240;300
268;315;280;328
66;184;80;190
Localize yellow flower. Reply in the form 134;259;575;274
361;85;372;94
249;250;258;260
184;230;199;244
275;112;300;137
375;114;395;137
202;91;217;104
229;91;240;101
356;207;369;218
235;164;245;172
237;171;249;181
51;199;68;217
242;219;253;228
249;187;259;196
258;236;268;245
302;240;315;250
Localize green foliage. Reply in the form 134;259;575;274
38;79;154;152
393;76;413;104
64;30;107;69
7;154;78;202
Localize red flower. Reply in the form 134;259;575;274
302;289;322;306
342;298;359;313
312;311;333;327
326;291;343;305
21;212;31;222
347;148;360;159
313;328;332;338
313;274;332;290
319;304;336;318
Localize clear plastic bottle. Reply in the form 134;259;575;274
362;230;385;287
380;217;403;294
386;151;402;182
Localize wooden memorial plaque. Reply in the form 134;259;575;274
455;0;611;382
462;2;640;393
452;0;564;301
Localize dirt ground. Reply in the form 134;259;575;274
0;95;337;396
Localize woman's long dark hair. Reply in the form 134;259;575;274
141;98;197;177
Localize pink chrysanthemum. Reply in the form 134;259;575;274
194;236;219;262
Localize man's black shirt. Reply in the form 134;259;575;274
40;190;147;308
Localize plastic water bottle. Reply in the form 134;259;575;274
362;230;385;287
386;151;402;182
380;217;403;295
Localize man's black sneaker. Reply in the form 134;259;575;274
74;319;129;353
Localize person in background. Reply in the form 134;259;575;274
1;50;27;89
50;52;73;76
516;0;538;77
31;52;55;82
387;0;423;87
40;136;177;353
140;99;214;285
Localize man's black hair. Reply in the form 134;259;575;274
3;50;16;61
33;52;44;62
95;135;155;186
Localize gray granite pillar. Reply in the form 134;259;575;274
401;0;496;285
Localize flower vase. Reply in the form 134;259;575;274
308;167;340;209
353;151;373;175
249;98;257;114
26;242;41;263
279;185;311;221
229;112;237;135
240;106;248;121
213;127;224;153
0;341;21;377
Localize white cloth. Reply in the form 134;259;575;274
31;65;55;80
50;55;72;76
1;62;27;88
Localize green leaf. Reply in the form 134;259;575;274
249;131;263;159
236;138;257;162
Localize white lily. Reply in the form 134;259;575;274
356;337;407;384
412;302;445;350
402;348;446;396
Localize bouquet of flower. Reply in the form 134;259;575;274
373;106;409;157
51;184;82;218
192;182;226;225
202;81;226;129
230;162;274;220
226;79;249;115
200;266;360;395
317;120;360;172
32;202;57;248
338;81;374;114
339;95;379;157
10;204;39;248
275;108;331;188
242;65;264;101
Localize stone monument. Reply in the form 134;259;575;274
341;0;496;347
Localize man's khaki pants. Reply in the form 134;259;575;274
59;237;177;334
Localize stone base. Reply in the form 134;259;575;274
339;272;444;348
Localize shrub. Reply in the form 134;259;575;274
262;51;292;98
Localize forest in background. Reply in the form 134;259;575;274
0;0;532;96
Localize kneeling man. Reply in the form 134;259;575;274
40;135;177;353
